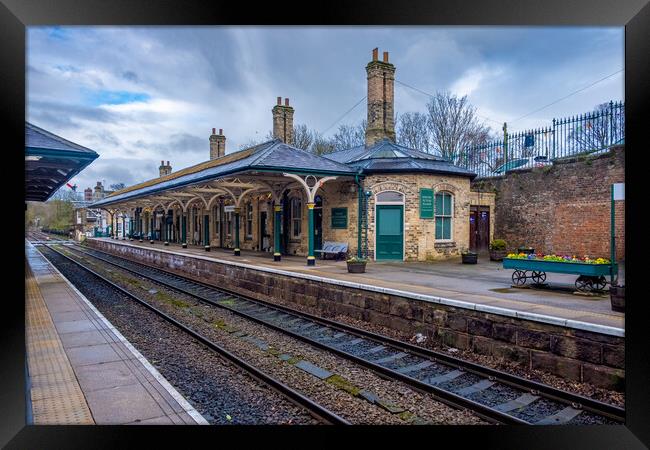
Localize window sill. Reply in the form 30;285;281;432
434;241;456;249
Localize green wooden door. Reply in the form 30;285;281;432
376;205;403;260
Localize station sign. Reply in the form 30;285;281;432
331;207;348;229
224;205;236;212
613;183;624;201
420;188;434;219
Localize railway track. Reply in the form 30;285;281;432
39;243;350;425
62;243;625;425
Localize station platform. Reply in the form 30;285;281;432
90;238;624;335
25;241;208;425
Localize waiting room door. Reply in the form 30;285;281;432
469;206;490;252
376;205;404;260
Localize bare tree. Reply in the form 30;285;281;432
292;124;314;151
330;120;366;151
567;102;624;153
426;91;492;164
312;133;336;155
397;112;431;152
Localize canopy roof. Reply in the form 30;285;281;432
324;138;477;179
25;122;99;202
91;139;356;207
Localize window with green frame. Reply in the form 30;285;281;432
435;191;453;240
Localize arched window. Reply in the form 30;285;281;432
290;196;302;238
376;191;404;204
435;191;453;240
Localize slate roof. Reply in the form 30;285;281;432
25;122;99;202
92;139;356;207
26;122;98;155
324;138;476;179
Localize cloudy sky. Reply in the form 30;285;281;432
27;26;624;192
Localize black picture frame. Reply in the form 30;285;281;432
5;0;648;448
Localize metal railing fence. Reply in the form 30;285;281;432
457;101;624;178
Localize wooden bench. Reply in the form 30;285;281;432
314;242;349;260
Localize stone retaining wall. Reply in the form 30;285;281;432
88;239;625;391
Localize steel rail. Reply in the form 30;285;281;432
42;244;350;426
70;244;625;424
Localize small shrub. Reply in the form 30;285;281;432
489;239;507;251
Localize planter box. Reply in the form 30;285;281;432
610;285;625;312
489;249;507;261
347;262;366;273
462;253;478;264
503;258;616;277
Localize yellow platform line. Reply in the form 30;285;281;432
25;262;94;424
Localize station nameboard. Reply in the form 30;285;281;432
420;188;434;219
331;207;348;229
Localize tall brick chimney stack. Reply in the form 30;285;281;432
365;47;396;147
209;128;226;159
272;97;294;145
84;187;93;202
159;160;172;177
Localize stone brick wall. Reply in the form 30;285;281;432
366;174;472;260
88;239;625;390
472;146;625;260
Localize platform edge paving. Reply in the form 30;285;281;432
27;241;209;425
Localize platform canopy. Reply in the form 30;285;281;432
90;138;357;210
25;122;99;202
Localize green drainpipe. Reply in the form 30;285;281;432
355;173;362;258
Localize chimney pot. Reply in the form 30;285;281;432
277;96;282;105
372;48;378;61
161;160;164;165
212;128;216;134
219;128;223;135
166;161;169;166
285;98;289;106
383;51;389;62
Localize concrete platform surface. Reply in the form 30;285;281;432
92;238;624;333
25;241;208;425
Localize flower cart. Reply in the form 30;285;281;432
503;254;618;293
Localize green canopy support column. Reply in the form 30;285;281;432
164;212;170;246
181;213;187;248
138;211;143;242
273;204;282;262
307;202;315;266
150;216;154;244
204;214;210;251
234;207;241;256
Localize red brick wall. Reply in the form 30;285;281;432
472;146;624;260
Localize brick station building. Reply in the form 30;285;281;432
91;49;495;264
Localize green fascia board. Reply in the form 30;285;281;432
26;146;99;160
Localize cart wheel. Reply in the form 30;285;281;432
592;276;607;291
512;270;527;286
575;275;593;292
531;271;546;284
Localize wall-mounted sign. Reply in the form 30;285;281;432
613;183;625;201
331;207;348;229
420;188;434;219
224;205;236;213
